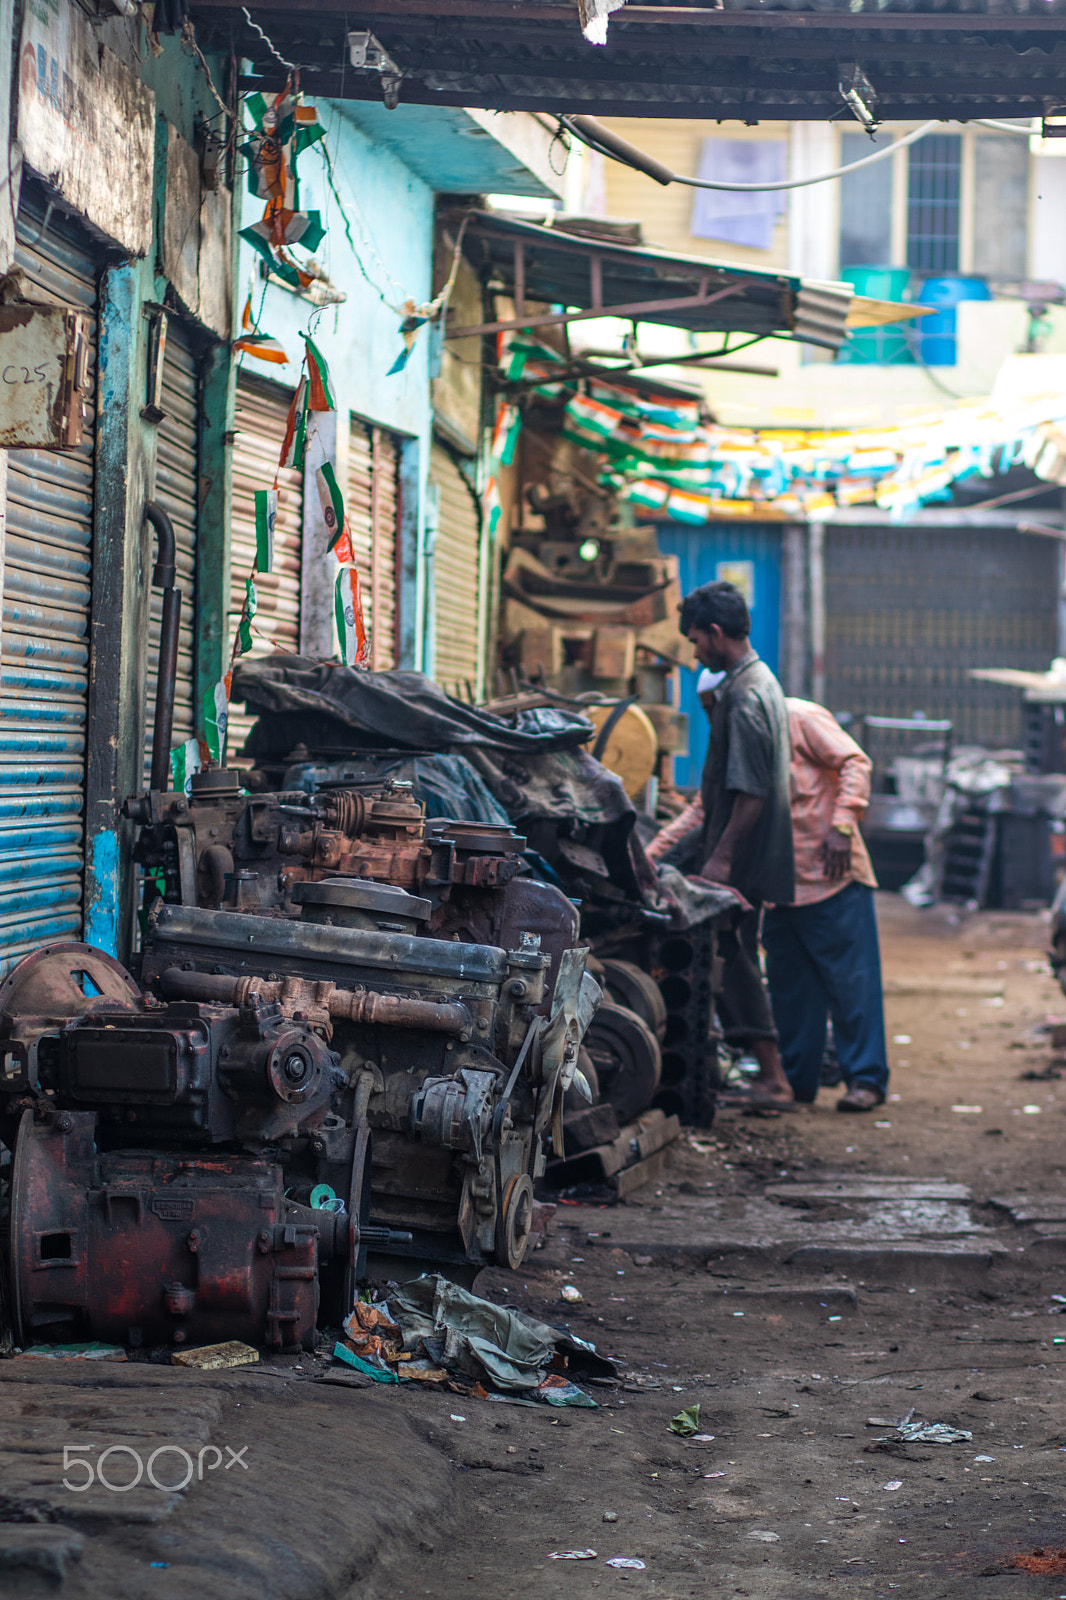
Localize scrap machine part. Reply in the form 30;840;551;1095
0;943;142;1092
581;1000;662;1126
7;1107;363;1351
597;958;667;1044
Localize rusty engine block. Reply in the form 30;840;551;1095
0;772;599;1353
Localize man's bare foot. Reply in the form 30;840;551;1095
748;1038;795;1102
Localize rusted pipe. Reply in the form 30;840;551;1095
329;988;471;1037
145;501;182;794
158;967;472;1038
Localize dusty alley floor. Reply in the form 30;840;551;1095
5;894;1066;1600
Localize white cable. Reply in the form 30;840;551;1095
973;118;1036;135
669;122;938;192
566;115;1034;195
242;6;297;73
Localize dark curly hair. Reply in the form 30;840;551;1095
678;580;751;640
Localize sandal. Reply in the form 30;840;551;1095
836;1086;885;1113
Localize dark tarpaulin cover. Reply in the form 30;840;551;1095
231;658;595;757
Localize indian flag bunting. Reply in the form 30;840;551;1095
170;738;202;795
234;298;288;365
490;402;522;467
665;488;710;525
484;477;502;539
254;489;277;573
279;377;308;471
203;674;232;767
335;564;370;666
303;335;337;412
239;578;258;655
315;462;348;554
622;478;669;511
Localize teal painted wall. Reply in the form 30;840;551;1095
236;100;435;669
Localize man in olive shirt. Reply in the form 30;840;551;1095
679;580;795;1108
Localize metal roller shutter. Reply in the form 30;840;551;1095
227;373;304;758
347;417;399;671
145;319;199;774
430;440;481;694
0;188;98;972
824;522;1059;767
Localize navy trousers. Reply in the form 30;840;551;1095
762;882;889;1103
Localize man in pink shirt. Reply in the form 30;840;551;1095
648;695;888;1112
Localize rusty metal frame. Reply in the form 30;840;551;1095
447;234;766;339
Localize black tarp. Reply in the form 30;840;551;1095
231;659;595;759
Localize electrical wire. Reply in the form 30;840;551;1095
241;6;297;72
562;113;1038;194
561;114;938;192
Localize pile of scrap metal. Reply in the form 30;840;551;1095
228;658;738;1188
497;405;693;808
0;744;607;1353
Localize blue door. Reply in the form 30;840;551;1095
656;521;782;789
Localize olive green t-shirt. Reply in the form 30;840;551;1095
699;649;795;905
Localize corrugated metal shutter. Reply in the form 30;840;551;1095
227;373;304;758
347;417;399;671
430;440;481;694
145;319;199;774
825;522;1059;769
0;188;98;972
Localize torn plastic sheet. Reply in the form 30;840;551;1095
388;1274;620;1396
897;1421;973;1445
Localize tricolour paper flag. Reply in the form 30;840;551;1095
334;564;370;667
239;579;257;655
303;335;337;412
255;488;277;573
203;674;232;766
279;376;308;471
491;402;522;466
315;462;348;554
170;737;203;795
233;296;289;365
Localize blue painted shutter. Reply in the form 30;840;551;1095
0;188;98;973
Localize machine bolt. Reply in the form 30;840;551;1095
310;1136;325;1155
476;1018;490;1032
55;1113;73;1134
506;979;528;999
257;1230;272;1253
187;1230;200;1254
283;1054;306;1082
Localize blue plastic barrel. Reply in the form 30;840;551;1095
838;266;914;365
915;276;991;365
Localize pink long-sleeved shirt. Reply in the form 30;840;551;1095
646;697;877;907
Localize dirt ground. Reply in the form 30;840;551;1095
8;893;1066;1600
355;894;1066;1600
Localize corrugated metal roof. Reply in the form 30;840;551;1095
190;0;1066;121
450;209;856;346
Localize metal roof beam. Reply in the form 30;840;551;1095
195;0;1066;27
